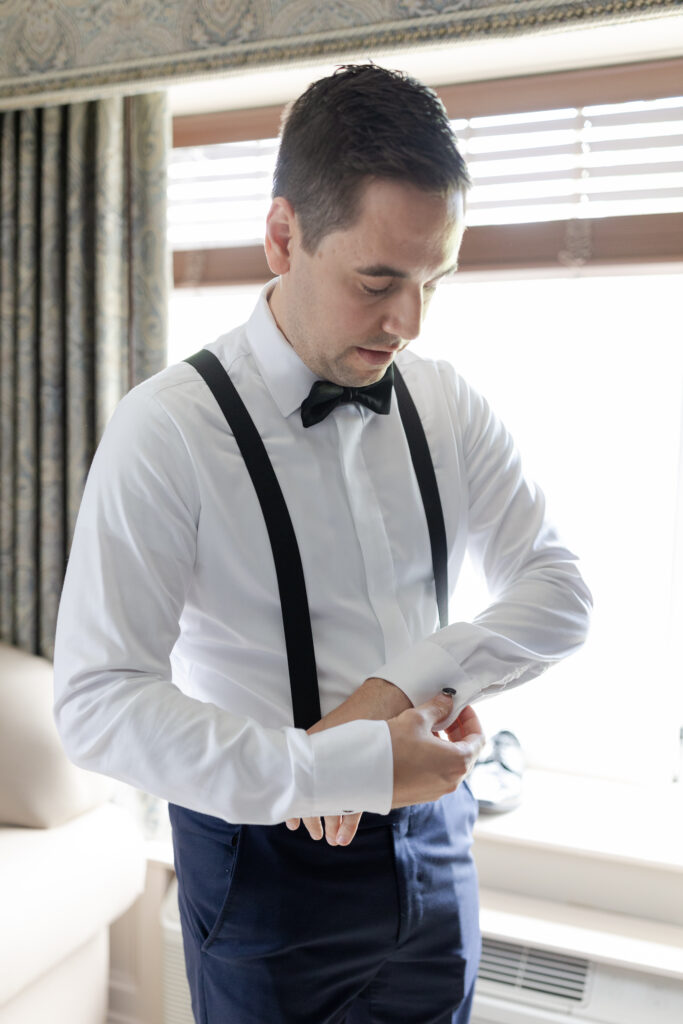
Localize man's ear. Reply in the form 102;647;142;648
265;197;297;275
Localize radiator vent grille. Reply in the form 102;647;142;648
478;938;590;1003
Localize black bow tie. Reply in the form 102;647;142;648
300;365;394;428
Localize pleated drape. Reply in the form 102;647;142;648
0;93;169;658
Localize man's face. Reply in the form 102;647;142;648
267;179;465;387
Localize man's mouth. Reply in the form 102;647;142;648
356;347;397;366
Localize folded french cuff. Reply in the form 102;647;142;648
309;719;393;817
375;639;478;711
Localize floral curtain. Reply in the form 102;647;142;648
0;93;169;658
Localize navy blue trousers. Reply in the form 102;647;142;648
169;785;480;1024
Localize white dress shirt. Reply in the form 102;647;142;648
53;283;591;824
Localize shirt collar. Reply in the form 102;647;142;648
246;281;319;420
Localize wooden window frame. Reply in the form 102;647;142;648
172;58;683;287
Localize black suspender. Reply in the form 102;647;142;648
185;349;322;730
185;349;448;730
393;366;449;632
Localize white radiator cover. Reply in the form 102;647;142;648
478;937;590;1003
472;937;683;1023
161;879;683;1024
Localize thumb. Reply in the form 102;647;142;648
416;688;459;732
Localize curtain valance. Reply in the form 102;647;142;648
0;1;679;109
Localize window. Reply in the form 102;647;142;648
171;59;683;282
169;269;683;786
169;94;683;251
168;60;683;785
417;269;683;785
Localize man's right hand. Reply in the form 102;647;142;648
388;693;484;808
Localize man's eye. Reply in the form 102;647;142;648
361;283;391;296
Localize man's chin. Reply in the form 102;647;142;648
324;346;397;387
337;368;390;388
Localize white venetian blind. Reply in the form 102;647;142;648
168;138;279;249
168;94;683;250
459;94;683;225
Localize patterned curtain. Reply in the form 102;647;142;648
0;93;169;658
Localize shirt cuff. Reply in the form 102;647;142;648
375;639;481;713
309;719;393;816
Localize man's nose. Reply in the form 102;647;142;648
381;288;423;342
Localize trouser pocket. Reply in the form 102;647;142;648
168;803;243;951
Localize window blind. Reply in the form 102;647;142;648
168;94;683;250
168;138;278;249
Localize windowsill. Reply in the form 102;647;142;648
473;768;683;872
472;769;683;937
478;886;683;980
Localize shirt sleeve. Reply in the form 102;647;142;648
53;385;393;823
375;361;593;717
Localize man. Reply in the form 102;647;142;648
54;65;591;1023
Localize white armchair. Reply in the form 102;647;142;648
0;642;146;1024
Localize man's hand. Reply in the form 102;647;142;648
285;684;484;844
286;676;411;845
389;693;484;808
286;811;362;846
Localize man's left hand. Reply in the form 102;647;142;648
285;812;363;846
284;675;411;845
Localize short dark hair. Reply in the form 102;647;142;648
272;63;470;252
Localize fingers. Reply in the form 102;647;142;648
329;812;362;846
302;816;325;840
445;706;485;749
452;731;485;770
285;816;324;839
285;813;363;845
323;815;342;845
444;706;485;767
414;689;460;732
446;704;484;741
388;696;485;808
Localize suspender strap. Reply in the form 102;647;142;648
185;349;322;730
393;365;449;630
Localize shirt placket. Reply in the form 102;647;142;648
335;407;411;661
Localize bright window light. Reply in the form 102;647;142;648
416;270;683;786
168;269;683;787
584;95;683;116
466;128;581;154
